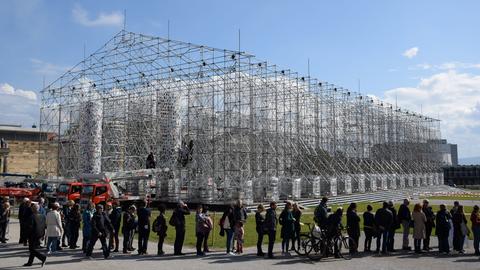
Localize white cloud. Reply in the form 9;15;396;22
72;4;123;27
0;83;37;101
30;58;70;77
0;83;39;126
383;71;480;158
403;47;419;59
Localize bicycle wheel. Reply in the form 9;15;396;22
306;237;324;261
294;233;311;256
336;236;356;260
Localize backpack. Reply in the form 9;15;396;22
314;205;321;223
169;212;178;227
152;216;161;232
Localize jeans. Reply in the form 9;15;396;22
123;229;133;252
473;226;480;254
376;230;389;253
438;235;450;253
157;234;165;254
414;238;422;252
69;225;79;248
203;231;210;252
401;220;410;248
0;221;7;241
47;237;59;253
225;229;234;253
364;228;374;251
424;224;433;249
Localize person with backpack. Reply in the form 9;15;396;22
220;203;235;255
152;204;167;256
122;205;136;254
171;201;190;255
314;197;329;228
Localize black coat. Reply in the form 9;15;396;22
388;206;399;231
221;207;235;230
91;212;114;237
122;212;136;233
397;204;411;222
109;207;122;231
435;209;451;237
347;210;360;237
173;206;190;229
264;208;277;232
375;208;393;231
423;206;435;227
255;212;265;234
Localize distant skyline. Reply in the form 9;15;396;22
0;0;479;158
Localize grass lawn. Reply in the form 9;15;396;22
144;201;475;249
422;194;480;201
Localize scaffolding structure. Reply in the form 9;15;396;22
39;31;445;204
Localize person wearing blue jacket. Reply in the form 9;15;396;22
82;202;95;254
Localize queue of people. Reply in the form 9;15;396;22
1;195;480;268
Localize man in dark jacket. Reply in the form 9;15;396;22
314;197;329;228
387;201;398;252
24;204;46;267
173;201;190;255
422;199;435;251
327;208;344;257
19;198;33;246
363;205;375;252
435;204;451;254
108;201;122;252
154;204;168;255
264;201;277;259
375;201;393;254
137;201;151;255
86;204;114;259
397;198;411;250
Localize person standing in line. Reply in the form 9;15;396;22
19;198;33;246
375;201;393;255
327;208;344;258
220;203;235;255
86;204;114;259
233;199;248;254
436;204;452;254
61;200;73;248
0;197;11;243
264;201;278;259
347;202;360;254
137;201;151;255
152;204;167;256
363;205;375;252
255;204;266;256
314;197;329;228
82;201;95;253
172;201;190;256
412;203;426;254
108;200;122;252
68;203;81;249
201;206;212;253
470;205;480;255
195;205;207;256
38;198;47;217
387;201;398;252
291;203;302;251
122;205;136;254
45;202;63;254
235;220;245;254
422;199;435;251
397;198;412;251
450;201;460;216
23;203;46;267
279;201;295;256
452;205;468;254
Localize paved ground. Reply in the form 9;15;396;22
1;219;479;270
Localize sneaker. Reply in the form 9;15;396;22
284;252;291;257
228;252;236;256
86;256;94;260
157;251;165;256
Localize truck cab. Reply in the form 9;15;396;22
56;182;82;205
80;183;113;207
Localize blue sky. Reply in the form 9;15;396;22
1;0;479;159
